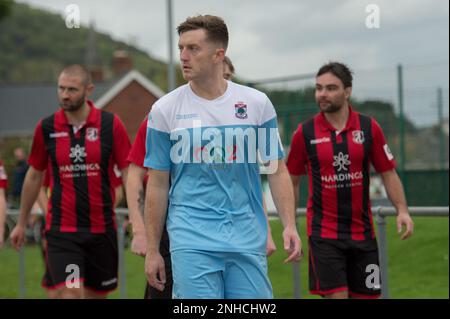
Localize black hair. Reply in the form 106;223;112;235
317;62;353;88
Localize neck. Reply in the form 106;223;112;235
323;103;350;131
65;101;90;126
190;71;227;100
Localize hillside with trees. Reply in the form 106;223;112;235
0;1;185;91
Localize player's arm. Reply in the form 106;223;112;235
111;168;127;209
380;169;414;240
114;185;123;208
370;119;413;240
36;187;48;215
267;160;302;263
0;188;6;248
290;174;301;209
262;196;277;256
144;169;170;291
10;166;44;250
120;167;128;189
112;114;131;200
125;163;147;256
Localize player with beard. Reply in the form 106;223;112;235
286;62;414;299
10;65;131;299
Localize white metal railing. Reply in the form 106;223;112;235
4;206;449;299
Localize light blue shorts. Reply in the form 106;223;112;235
171;250;273;299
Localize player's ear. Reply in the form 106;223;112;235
344;87;352;100
85;83;95;97
213;48;225;63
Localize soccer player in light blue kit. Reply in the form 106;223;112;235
143;15;302;299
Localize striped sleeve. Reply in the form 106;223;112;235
112;115;132;170
28;120;48;171
370;119;397;173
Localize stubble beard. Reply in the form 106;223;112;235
60;95;85;112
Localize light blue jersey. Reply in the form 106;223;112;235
144;81;284;255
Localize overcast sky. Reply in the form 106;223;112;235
18;0;450;125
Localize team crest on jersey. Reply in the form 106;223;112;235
352;130;365;144
86;128;98;142
235;102;248;119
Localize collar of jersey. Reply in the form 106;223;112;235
187;81;232;105
317;105;358;133
57;100;99;127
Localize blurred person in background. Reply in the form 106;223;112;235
11;147;28;207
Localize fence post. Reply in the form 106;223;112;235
117;214;127;299
375;207;390;299
19;246;26;298
437;87;445;170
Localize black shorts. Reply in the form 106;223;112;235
40;229;55;288
308;236;381;298
44;230;118;294
144;226;172;299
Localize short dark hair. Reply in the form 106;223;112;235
177;15;228;50
316;62;353;88
60;64;92;86
223;56;235;74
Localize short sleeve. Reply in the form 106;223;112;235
370;119;397;173
112;115;132;170
143;106;172;171
28;120;48;171
286;124;308;175
258;96;285;162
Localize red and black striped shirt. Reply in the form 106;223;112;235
28;101;131;233
287;107;396;241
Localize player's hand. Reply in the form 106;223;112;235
397;212;414;240
145;251;166;292
10;224;26;251
266;232;277;257
131;232;147;257
282;226;303;263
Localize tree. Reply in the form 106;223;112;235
0;0;12;21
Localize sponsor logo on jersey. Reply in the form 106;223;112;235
333;152;351;172
310;137;331;145
69;144;87;163
176;113;199;120
50;132;69;138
